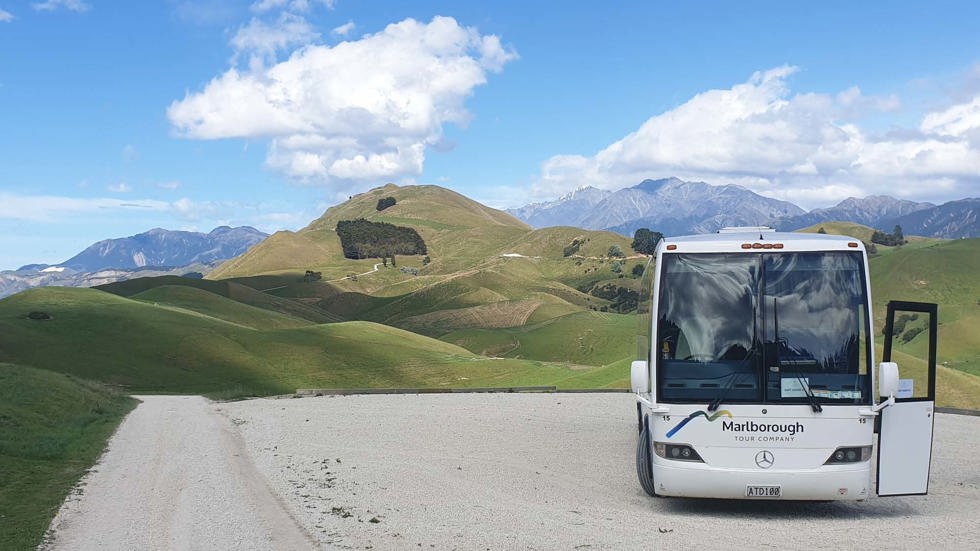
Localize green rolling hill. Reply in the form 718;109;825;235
867;237;980;379
210;183;532;279
0;287;617;398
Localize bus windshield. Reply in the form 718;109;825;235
656;251;871;405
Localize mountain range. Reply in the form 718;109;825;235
54;225;268;271
0;226;267;298
507;177;979;239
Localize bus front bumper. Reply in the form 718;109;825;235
651;461;872;500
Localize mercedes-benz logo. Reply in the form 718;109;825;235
755;450;774;469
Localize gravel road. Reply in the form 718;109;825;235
42;396;315;551
46;393;979;550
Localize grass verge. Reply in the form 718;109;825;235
0;364;137;551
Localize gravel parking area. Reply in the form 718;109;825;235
222;393;980;550
45;393;980;550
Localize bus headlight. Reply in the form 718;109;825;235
654;441;704;462
824;446;872;464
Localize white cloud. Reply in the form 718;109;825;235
231;13;319;65
0;193;169;222
107;182;132;193
332;20;354;36
533;66;980;209
32;0;89;12
920;95;980;139
0;192;311;234
0;8;14;22
168;16;517;188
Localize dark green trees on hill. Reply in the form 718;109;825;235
631;228;663;255
336;219;427;260
871;225;906;247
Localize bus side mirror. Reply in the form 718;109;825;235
879;362;899;398
631;360;649;393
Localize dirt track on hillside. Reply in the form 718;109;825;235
45;393;980;550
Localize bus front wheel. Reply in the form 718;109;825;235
636;420;659;497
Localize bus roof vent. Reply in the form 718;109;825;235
717;226;776;234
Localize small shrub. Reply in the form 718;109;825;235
563;238;582;257
27;311;52;321
871;225;906;247
376;197;397;211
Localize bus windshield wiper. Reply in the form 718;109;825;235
793;370;823;413
773;296;821;412
707;347;757;412
707;372;744;412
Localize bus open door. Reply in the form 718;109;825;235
876;301;938;496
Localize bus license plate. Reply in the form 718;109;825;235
746;485;781;498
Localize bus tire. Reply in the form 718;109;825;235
636;420;659;497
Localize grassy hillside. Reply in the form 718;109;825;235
0;364;137;550
98;275;342;324
799;222;944;255
441;310;635;367
202;189;641;358
130;285;313;330
210;184;531;279
799;222;878;241
869;238;980;377
0;287;620;397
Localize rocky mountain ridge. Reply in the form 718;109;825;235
0;226;267;298
57;226;267;271
508;178;978;238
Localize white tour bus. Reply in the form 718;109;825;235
631;228;938;500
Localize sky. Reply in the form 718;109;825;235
1;0;979;270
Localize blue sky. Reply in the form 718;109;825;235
1;0;979;270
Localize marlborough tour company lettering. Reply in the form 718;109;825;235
668;411;805;443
